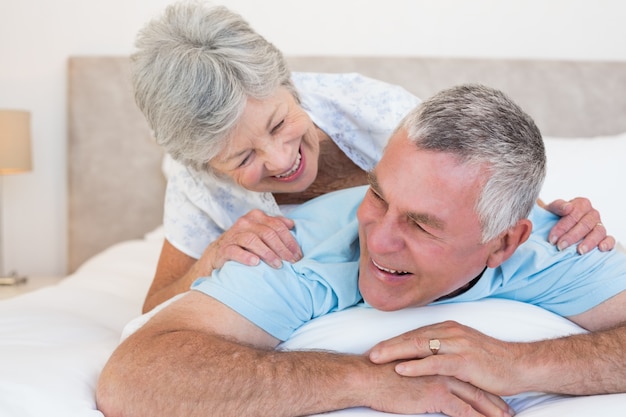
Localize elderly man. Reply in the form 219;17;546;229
96;84;626;417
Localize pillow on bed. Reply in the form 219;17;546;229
541;132;626;246
280;299;626;416
124;296;621;416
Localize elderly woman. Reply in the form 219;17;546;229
134;1;613;312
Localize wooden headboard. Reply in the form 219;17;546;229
67;56;626;272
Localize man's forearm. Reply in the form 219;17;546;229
370;318;626;398
518;325;626;395
99;293;512;417
96;328;374;417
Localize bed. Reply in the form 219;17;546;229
1;55;625;417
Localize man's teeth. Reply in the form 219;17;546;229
275;152;302;178
372;259;409;275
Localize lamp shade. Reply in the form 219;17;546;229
0;110;32;175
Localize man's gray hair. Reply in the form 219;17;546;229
131;0;296;171
401;84;546;242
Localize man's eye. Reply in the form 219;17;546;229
369;187;385;202
409;218;435;237
412;221;427;233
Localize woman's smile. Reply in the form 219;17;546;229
272;148;304;182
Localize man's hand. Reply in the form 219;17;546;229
368;321;525;397
365;368;514;417
541;197;615;254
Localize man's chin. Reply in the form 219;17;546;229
360;289;407;312
359;272;416;311
369;302;403;312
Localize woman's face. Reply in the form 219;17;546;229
209;87;320;194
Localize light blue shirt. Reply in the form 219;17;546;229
193;186;626;340
163;73;421;259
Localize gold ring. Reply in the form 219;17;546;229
429;339;441;355
596;222;604;228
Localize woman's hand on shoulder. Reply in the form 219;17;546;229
541;197;615;254
202;209;303;271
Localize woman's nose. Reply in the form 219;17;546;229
263;140;294;173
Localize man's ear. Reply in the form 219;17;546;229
486;219;532;268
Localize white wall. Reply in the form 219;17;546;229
1;0;625;277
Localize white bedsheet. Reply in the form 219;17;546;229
0;235;160;417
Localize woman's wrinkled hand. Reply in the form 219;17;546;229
200;209;302;272
541;197;615;254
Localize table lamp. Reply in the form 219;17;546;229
0;110;32;285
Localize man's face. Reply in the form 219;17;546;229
356;130;500;311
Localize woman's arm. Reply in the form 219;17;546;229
143;210;302;313
143;240;198;313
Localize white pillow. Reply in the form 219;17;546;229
280;300;626;416
541;132;626;246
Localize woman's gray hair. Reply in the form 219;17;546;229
401;84;546;242
131;0;297;170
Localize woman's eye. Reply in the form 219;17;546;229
238;153;252;168
271;119;285;134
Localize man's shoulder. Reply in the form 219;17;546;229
288;186;367;222
285;187;365;261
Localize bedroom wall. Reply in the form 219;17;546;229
1;0;625;277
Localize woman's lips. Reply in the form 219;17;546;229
273;149;304;182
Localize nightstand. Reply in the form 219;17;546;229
0;275;64;300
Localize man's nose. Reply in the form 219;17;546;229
367;215;405;254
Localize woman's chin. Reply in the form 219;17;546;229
273;178;314;193
252;175;312;194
